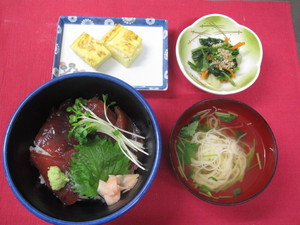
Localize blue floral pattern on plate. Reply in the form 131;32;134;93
52;16;168;91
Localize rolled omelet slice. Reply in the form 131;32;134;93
101;24;142;67
71;32;111;69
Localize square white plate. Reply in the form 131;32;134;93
52;16;168;90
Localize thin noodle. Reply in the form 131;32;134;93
189;112;252;193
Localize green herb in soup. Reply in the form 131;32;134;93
176;108;260;199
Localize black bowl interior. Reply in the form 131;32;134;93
4;74;158;222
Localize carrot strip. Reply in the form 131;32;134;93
223;68;236;78
200;70;209;80
231;42;245;50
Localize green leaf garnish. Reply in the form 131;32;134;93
180;121;199;138
67;95;147;170
200;185;211;192
199;123;210;132
69;136;130;198
200;185;213;197
215;111;237;123
177;140;198;165
233;188;241;197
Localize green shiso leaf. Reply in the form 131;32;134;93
67;96;146;170
69;136;130;198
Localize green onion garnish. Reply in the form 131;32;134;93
233;188;241;196
208;177;218;181
202;154;218;158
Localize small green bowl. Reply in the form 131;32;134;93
176;14;263;95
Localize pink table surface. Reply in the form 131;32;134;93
1;0;300;224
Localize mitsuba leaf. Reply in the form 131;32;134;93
69;136;130;198
219;115;236;123
233;188;241;197
180;121;199;138
177;139;198;165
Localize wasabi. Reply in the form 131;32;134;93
47;166;69;191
